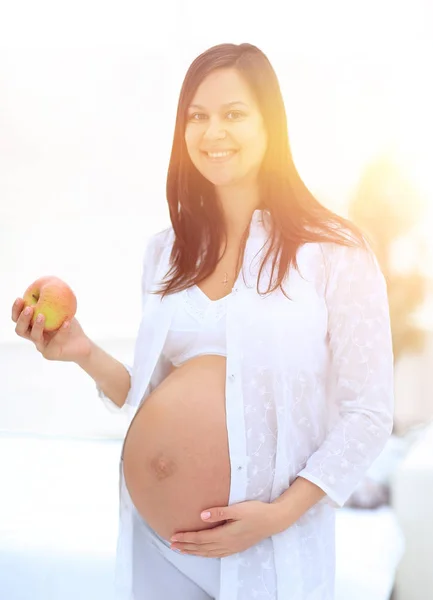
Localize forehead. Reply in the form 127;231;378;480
189;68;257;109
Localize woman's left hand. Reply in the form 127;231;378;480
169;500;277;558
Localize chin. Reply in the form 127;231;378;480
201;171;242;188
208;177;238;188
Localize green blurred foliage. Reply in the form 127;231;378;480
349;155;428;364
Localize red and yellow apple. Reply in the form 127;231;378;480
22;276;77;332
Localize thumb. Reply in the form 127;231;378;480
200;505;238;522
46;319;71;344
55;319;71;336
39;319;71;356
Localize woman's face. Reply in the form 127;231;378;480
184;68;268;188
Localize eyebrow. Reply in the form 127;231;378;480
188;101;248;110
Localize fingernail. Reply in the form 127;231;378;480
37;314;44;323
201;511;211;520
24;307;31;315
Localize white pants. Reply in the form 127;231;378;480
130;494;221;599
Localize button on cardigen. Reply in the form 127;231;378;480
229;374;236;382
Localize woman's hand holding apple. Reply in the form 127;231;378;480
12;298;92;362
11;275;93;363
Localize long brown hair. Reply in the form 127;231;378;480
153;42;369;300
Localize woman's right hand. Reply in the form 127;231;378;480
11;297;93;363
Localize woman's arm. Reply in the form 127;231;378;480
75;341;132;409
295;239;395;509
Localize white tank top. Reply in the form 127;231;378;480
161;284;229;367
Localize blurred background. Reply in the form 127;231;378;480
1;1;432;599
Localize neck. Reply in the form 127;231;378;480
215;180;262;240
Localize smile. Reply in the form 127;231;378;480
202;150;238;162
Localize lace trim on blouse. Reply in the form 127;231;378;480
183;284;230;323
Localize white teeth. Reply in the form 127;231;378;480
206;151;235;158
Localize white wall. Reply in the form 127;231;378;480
1;337;132;439
0;44;177;344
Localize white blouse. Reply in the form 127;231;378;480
98;209;395;600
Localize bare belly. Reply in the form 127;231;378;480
122;355;231;541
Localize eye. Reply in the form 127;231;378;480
188;113;207;121
226;110;245;120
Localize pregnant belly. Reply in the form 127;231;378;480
122;355;231;541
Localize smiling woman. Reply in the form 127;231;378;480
184;71;268;194
87;41;395;600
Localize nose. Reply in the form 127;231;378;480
203;118;227;141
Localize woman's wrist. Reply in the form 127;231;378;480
269;477;327;534
75;340;131;408
74;337;96;369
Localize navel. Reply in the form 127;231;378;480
150;453;178;480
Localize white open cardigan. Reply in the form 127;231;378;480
98;209;394;600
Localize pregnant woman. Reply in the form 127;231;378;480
12;43;394;600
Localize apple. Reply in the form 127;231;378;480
22;276;77;332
